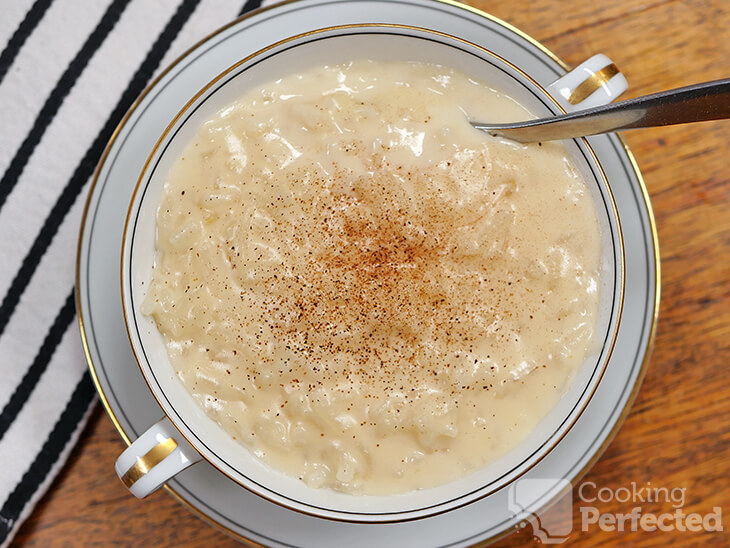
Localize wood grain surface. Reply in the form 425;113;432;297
12;0;730;546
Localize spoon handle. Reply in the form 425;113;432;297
472;78;730;143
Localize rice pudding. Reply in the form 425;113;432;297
141;61;602;494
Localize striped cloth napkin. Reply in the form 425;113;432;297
0;1;277;545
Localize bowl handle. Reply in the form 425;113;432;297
114;417;202;498
546;54;628;111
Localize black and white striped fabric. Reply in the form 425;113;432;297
0;1;277;544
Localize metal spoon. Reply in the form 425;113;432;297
471;78;730;143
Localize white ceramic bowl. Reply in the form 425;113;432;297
119;24;624;523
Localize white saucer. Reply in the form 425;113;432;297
76;0;659;545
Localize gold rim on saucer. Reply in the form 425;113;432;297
76;0;660;543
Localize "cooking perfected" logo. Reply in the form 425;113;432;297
507;478;724;543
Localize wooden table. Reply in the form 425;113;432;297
13;0;730;546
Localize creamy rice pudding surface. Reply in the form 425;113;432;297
142;61;602;494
